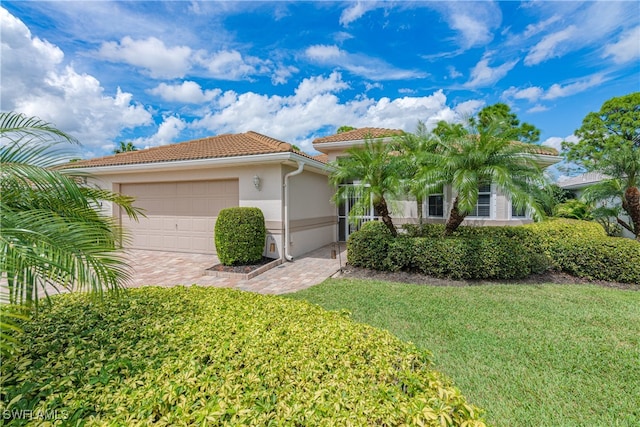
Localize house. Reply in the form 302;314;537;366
312;127;561;241
558;172;635;239
71;127;561;259
70;132;336;260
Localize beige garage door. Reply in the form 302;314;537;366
120;180;239;254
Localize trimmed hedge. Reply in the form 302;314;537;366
0;287;486;426
525;219;640;283
350;222;547;280
215;207;266;265
347;220;393;270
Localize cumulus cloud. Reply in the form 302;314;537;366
305;44;426;81
0;8;152;156
192;74;468;152
542;134;578;153
147;81;220;103
196;49;271;81
98;36;192;79
465;56;518;88
134;115;187;148
603;26;640;64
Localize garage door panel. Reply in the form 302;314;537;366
120;180;239;254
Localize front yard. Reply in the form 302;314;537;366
288;279;640;427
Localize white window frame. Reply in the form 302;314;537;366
425;193;445;218
467;184;493;219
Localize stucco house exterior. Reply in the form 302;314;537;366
312;127;561;241
558;172;635;239
71;127;561;259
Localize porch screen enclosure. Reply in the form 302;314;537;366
337;183;380;241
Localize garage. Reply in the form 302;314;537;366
120;180;239;254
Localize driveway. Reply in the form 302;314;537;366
124;243;347;294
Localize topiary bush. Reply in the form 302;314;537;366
215;207;266;265
346;220;393;270
0;287;486;426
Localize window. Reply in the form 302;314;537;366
427;194;444;217
470;184;491;217
511;203;527;218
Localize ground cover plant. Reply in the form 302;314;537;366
289;280;640;427
0;286;485;426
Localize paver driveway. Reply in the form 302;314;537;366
125;243;347;294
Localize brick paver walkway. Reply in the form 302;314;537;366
125;243;347;294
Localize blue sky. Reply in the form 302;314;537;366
1;1;639;174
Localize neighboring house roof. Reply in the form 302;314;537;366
312;153;329;163
313;127;404;144
558;172;610;190
68;131;317;168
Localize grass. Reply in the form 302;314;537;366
287;279;640;427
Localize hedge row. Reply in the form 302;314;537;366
348;219;640;284
0;287;485;426
524;219;640;283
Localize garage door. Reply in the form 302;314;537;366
120;180;239;254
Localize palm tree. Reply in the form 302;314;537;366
329;139;402;237
114;141;138;154
418;116;546;236
1;112;142;352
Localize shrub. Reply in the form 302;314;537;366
215;207;266;265
0;287;486;426
347;220;393;270
526;219;640;283
387;235;535;280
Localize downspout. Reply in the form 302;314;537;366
283;161;305;261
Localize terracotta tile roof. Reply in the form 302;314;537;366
312;127;404;144
68;131;317;168
511;141;559;156
312;153;329;163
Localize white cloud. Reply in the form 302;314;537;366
192;75;468;152
542;134;578;153
502;86;544;103
293;72;349;103
432;2;502;49
339;2;379;27
527;104;548;114
147;81;220;103
196;49;271;81
465;56;518;88
454;100;485;118
271;64;299;85
305;44;426;81
447;66;462;79
0;8;152;156
525;26;577;66
135;115;186;148
543;74;605;100
98;36;192;79
603;26;640;64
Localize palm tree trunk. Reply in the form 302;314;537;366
417;195;424;225
623;186;640;240
444;196;466;236
373;197;397;237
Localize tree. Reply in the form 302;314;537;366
1;112;142;352
114;141;138;154
336;125;356;134
419;110;546;235
563;92;640;240
329;139;402;237
393;121;438;224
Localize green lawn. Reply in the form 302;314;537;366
287;280;640;427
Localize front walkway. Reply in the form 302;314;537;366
125;243;347;294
